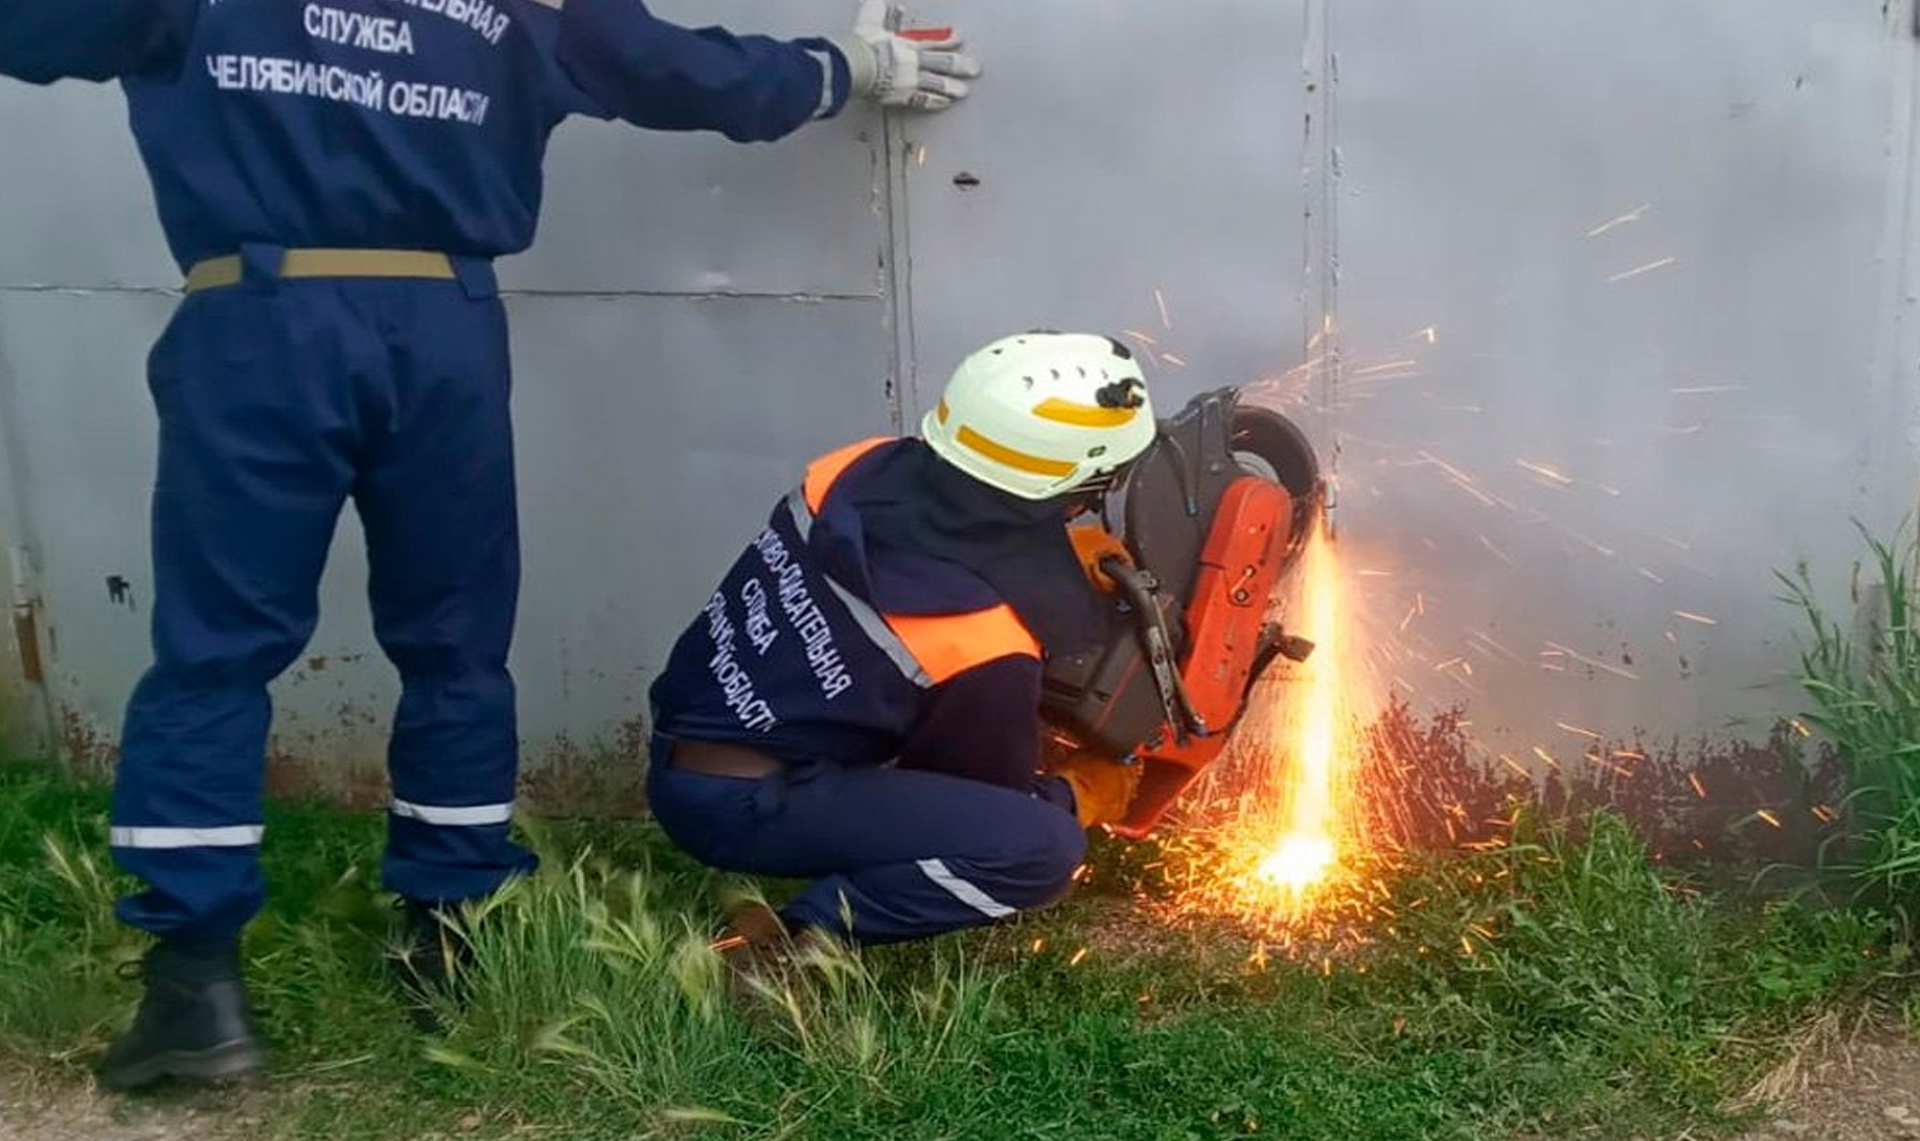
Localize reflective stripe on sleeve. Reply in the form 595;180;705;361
822;575;935;688
782;492;935;689
916;858;1017;919
786;487;815;540
110;825;264;850
808;48;837;120
390;799;514;827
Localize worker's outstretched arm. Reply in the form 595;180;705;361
0;0;198;85
554;0;979;141
555;0;851;141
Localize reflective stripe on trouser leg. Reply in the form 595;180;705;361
114;285;359;940
111;826;265;849
784;840;1083;945
361;284;535;905
915;858;1017;918
390;799;514;827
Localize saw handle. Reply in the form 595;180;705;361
1069;525;1133;593
1099;555;1208;745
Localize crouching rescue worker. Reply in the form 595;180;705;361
0;0;981;1092
647;333;1157;955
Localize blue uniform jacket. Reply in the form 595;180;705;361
651;441;1055;794
0;0;851;268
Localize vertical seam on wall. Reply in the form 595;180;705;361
1900;0;1920;558
1302;0;1342;522
0;328;57;751
879;114;918;435
1872;0;1920;571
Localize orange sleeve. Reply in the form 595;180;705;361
886;605;1041;686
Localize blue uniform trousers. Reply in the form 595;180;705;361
111;256;536;940
647;743;1087;945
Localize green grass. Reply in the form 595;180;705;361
0;761;1897;1140
1782;526;1920;914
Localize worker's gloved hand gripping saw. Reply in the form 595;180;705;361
1051;528;1147;828
836;0;983;111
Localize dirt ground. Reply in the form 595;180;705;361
8;1023;1920;1141
0;1064;260;1141
1738;1018;1920;1141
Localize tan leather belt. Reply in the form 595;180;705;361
184;249;459;293
668;740;785;779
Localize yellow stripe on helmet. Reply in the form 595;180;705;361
1031;397;1139;429
955;426;1079;478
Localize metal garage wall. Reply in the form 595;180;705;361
0;327;47;752
0;0;895;802
1329;0;1920;760
899;1;1316;418
2;0;1918;801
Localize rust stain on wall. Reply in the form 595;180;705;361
58;703;117;778
519;712;651;818
56;701;652;819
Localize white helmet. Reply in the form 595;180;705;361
921;332;1158;500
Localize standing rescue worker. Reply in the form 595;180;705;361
647;333;1157;953
0;0;981;1092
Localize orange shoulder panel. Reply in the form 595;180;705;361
886;605;1041;686
803;437;895;513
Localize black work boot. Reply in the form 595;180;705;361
99;939;265;1092
391;900;472;1031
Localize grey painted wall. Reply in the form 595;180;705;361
1330;0;1920;762
0;0;1914;796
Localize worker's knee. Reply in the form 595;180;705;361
1005;808;1088;911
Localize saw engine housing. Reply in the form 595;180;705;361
1039;387;1321;837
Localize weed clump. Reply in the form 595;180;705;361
427;856;999;1132
1783;526;1920;912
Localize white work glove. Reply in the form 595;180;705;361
833;0;982;112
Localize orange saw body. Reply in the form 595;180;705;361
1040;388;1321;837
1111;476;1292;836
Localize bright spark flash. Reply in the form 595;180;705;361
1164;514;1379;946
1256;833;1338;894
1248;517;1348;906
